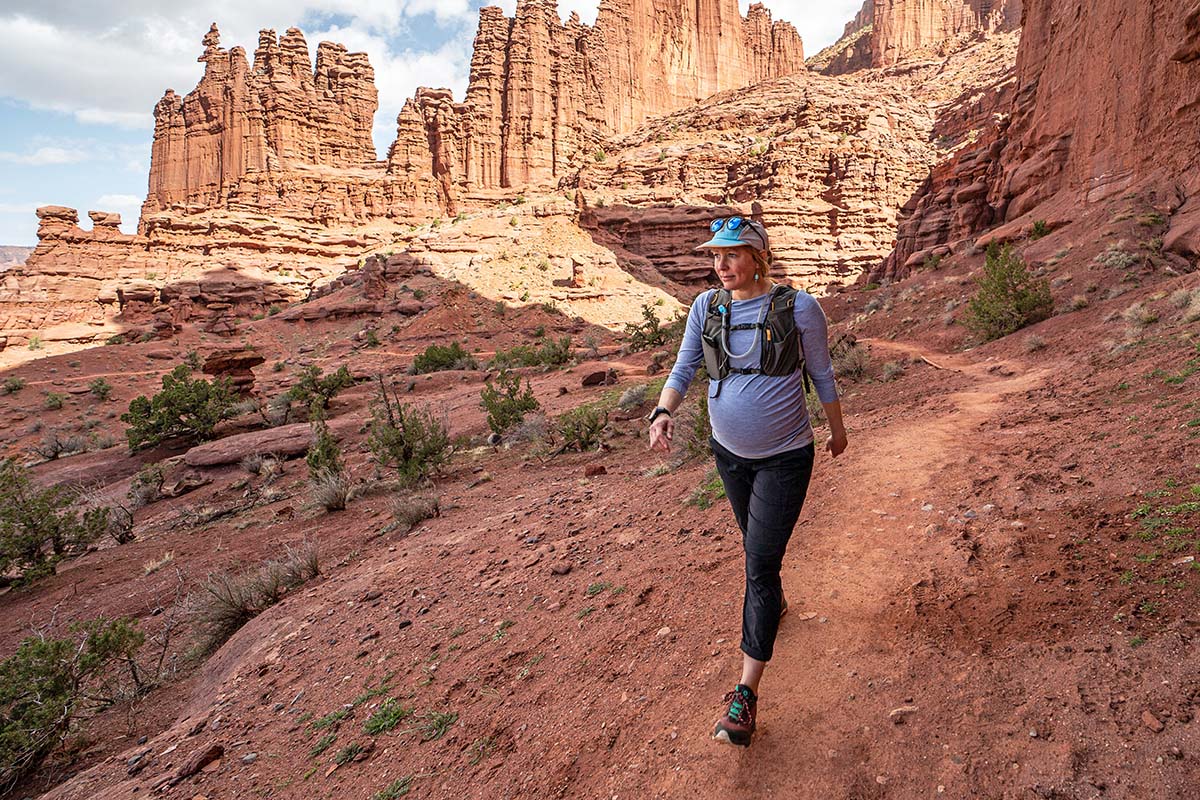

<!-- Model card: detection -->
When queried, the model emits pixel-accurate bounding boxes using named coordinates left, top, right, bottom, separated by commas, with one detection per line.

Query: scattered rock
left=241, top=753, right=257, bottom=764
left=584, top=465, right=607, bottom=477
left=170, top=743, right=224, bottom=785
left=582, top=369, right=618, bottom=387
left=550, top=560, right=573, bottom=575
left=889, top=705, right=919, bottom=724
left=1143, top=710, right=1165, bottom=733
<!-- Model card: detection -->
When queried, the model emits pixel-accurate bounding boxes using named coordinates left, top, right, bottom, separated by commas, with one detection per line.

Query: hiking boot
left=713, top=684, right=757, bottom=747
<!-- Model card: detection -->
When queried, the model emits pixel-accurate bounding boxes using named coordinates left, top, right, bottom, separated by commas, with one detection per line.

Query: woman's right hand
left=648, top=416, right=674, bottom=452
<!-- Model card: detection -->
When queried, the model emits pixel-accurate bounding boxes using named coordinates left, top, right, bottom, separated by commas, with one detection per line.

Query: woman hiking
left=646, top=216, right=847, bottom=747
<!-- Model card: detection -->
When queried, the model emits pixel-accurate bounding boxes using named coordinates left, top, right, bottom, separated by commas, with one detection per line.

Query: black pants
left=711, top=437, right=815, bottom=662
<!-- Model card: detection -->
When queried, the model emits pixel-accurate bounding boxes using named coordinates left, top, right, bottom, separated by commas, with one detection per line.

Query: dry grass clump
left=1023, top=334, right=1047, bottom=353
left=1171, top=287, right=1200, bottom=323
left=618, top=384, right=649, bottom=410
left=504, top=412, right=550, bottom=447
left=191, top=541, right=319, bottom=654
left=392, top=493, right=440, bottom=532
left=311, top=469, right=352, bottom=512
left=831, top=336, right=870, bottom=380
left=881, top=361, right=906, bottom=382
left=143, top=551, right=175, bottom=575
left=1069, top=294, right=1090, bottom=311
left=1093, top=245, right=1139, bottom=270
left=1121, top=302, right=1159, bottom=329
left=1183, top=291, right=1200, bottom=324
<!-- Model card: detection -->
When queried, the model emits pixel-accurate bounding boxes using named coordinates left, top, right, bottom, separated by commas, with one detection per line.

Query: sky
left=0, top=0, right=865, bottom=246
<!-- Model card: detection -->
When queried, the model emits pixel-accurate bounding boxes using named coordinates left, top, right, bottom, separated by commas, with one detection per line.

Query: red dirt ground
left=2, top=208, right=1200, bottom=799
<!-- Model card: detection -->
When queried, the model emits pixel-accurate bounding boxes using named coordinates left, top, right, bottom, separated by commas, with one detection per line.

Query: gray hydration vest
left=700, top=284, right=808, bottom=397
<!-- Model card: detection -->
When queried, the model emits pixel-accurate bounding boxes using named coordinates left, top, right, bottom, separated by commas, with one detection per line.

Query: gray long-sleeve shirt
left=664, top=287, right=838, bottom=459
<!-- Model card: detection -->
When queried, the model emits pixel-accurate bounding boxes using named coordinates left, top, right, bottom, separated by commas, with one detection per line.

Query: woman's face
left=711, top=246, right=758, bottom=291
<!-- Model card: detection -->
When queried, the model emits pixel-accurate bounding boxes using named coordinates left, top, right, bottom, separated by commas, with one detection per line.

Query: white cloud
left=0, top=146, right=90, bottom=165
left=95, top=193, right=142, bottom=210
left=0, top=202, right=48, bottom=214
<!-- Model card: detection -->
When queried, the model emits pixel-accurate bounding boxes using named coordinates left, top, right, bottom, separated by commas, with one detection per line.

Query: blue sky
left=0, top=0, right=864, bottom=245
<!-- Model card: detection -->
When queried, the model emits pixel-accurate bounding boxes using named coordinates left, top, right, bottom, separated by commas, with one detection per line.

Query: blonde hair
left=749, top=247, right=773, bottom=277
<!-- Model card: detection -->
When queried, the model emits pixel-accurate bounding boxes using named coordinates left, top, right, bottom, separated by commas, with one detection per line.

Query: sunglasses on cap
left=707, top=216, right=767, bottom=249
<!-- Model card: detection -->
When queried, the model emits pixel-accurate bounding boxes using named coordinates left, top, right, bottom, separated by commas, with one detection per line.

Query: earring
left=753, top=272, right=759, bottom=281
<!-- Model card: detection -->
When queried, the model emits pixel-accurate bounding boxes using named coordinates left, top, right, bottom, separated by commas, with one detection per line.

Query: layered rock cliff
left=814, top=0, right=1021, bottom=74
left=876, top=0, right=1200, bottom=281
left=144, top=24, right=379, bottom=219
left=394, top=0, right=806, bottom=193
left=575, top=33, right=1018, bottom=293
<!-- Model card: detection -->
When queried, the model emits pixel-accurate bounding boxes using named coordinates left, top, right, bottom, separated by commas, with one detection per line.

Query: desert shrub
left=881, top=361, right=906, bottom=381
left=490, top=336, right=572, bottom=370
left=2, top=377, right=25, bottom=395
left=393, top=493, right=440, bottom=532
left=0, top=459, right=108, bottom=584
left=26, top=336, right=42, bottom=351
left=1170, top=288, right=1194, bottom=309
left=31, top=429, right=87, bottom=461
left=367, top=376, right=451, bottom=487
left=962, top=244, right=1053, bottom=342
left=624, top=304, right=669, bottom=352
left=677, top=388, right=712, bottom=462
left=121, top=365, right=236, bottom=451
left=191, top=542, right=318, bottom=655
left=0, top=617, right=145, bottom=793
left=305, top=420, right=343, bottom=480
left=1069, top=293, right=1090, bottom=311
left=1121, top=302, right=1159, bottom=329
left=127, top=464, right=165, bottom=509
left=311, top=469, right=351, bottom=512
left=1183, top=291, right=1200, bottom=324
left=261, top=392, right=297, bottom=427
left=1093, top=246, right=1139, bottom=270
left=411, top=341, right=477, bottom=374
left=480, top=370, right=540, bottom=435
left=1023, top=334, right=1047, bottom=353
left=88, top=377, right=113, bottom=401
left=43, top=392, right=65, bottom=411
left=364, top=329, right=381, bottom=348
left=1029, top=219, right=1050, bottom=240
left=505, top=412, right=550, bottom=446
left=287, top=364, right=354, bottom=418
left=618, top=384, right=649, bottom=410
left=830, top=335, right=869, bottom=380
left=79, top=503, right=135, bottom=546
left=555, top=405, right=608, bottom=452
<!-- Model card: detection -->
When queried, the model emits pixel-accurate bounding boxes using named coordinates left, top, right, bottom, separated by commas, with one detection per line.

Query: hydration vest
left=699, top=284, right=808, bottom=397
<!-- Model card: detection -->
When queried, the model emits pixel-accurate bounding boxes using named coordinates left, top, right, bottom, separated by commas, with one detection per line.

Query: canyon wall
left=815, top=0, right=1020, bottom=74
left=877, top=0, right=1200, bottom=281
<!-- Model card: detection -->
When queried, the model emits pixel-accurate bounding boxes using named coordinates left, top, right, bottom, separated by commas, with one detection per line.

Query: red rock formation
left=393, top=0, right=806, bottom=192
left=876, top=0, right=1200, bottom=280
left=143, top=24, right=378, bottom=218
left=815, top=0, right=1020, bottom=74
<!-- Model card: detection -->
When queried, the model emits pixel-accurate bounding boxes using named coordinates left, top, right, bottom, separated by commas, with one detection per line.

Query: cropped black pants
left=711, top=437, right=815, bottom=662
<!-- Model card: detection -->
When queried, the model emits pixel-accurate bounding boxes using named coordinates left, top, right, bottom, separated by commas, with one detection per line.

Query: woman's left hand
left=826, top=430, right=847, bottom=458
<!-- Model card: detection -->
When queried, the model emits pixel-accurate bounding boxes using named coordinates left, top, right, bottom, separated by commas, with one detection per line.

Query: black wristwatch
left=646, top=406, right=672, bottom=424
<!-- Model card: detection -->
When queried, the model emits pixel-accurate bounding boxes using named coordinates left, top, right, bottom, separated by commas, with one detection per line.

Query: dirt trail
left=652, top=340, right=1048, bottom=797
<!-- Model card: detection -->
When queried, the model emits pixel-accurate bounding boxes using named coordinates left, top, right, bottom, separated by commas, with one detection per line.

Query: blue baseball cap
left=695, top=216, right=770, bottom=251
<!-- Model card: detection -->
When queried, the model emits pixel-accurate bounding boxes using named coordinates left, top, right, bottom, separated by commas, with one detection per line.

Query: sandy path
left=650, top=340, right=1047, bottom=796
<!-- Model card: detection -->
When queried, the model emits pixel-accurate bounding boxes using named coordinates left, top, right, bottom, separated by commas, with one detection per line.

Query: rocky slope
left=576, top=33, right=1018, bottom=293
left=812, top=0, right=1021, bottom=74
left=0, top=245, right=32, bottom=270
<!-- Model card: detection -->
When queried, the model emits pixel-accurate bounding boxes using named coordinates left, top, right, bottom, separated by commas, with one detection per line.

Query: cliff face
left=877, top=0, right=1200, bottom=281
left=815, top=0, right=1020, bottom=74
left=144, top=25, right=378, bottom=218
left=394, top=0, right=806, bottom=192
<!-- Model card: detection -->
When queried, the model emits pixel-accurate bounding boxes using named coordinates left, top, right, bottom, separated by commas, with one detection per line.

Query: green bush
left=367, top=376, right=451, bottom=487
left=480, top=370, right=540, bottom=435
left=43, top=392, right=65, bottom=410
left=555, top=405, right=608, bottom=452
left=624, top=304, right=669, bottom=352
left=2, top=377, right=25, bottom=395
left=963, top=244, right=1053, bottom=342
left=89, top=377, right=113, bottom=401
left=0, top=459, right=107, bottom=583
left=305, top=420, right=343, bottom=480
left=1029, top=219, right=1050, bottom=240
left=411, top=341, right=477, bottom=374
left=121, top=365, right=236, bottom=451
left=490, top=336, right=572, bottom=370
left=287, top=365, right=354, bottom=418
left=0, top=617, right=145, bottom=793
